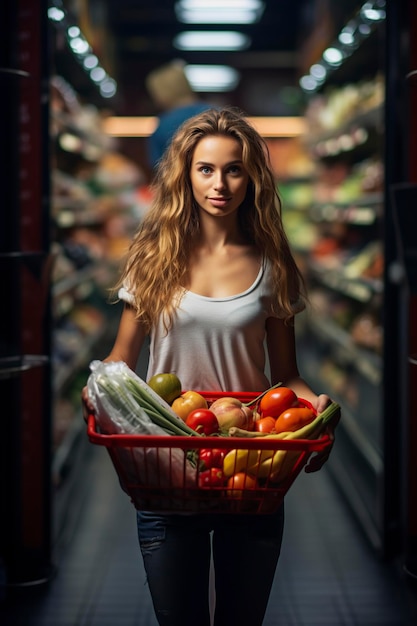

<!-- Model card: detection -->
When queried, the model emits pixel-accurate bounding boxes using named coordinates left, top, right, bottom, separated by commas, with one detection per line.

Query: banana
left=223, top=447, right=275, bottom=478
left=224, top=403, right=341, bottom=483
left=223, top=449, right=257, bottom=478
left=266, top=419, right=324, bottom=483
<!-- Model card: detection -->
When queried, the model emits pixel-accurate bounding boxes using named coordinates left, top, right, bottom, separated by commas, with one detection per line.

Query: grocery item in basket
left=209, top=396, right=255, bottom=431
left=87, top=360, right=197, bottom=436
left=87, top=360, right=197, bottom=492
left=147, top=372, right=182, bottom=404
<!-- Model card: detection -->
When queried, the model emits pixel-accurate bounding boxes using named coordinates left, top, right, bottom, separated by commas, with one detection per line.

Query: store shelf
left=306, top=104, right=384, bottom=153
left=310, top=194, right=383, bottom=225
left=53, top=264, right=100, bottom=298
left=309, top=261, right=383, bottom=303
left=51, top=110, right=110, bottom=162
left=308, top=315, right=382, bottom=385
left=48, top=75, right=142, bottom=504
left=53, top=324, right=106, bottom=395
left=294, top=20, right=387, bottom=551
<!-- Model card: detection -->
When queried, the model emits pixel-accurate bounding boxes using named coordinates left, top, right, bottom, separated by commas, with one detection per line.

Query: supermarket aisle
left=2, top=437, right=417, bottom=626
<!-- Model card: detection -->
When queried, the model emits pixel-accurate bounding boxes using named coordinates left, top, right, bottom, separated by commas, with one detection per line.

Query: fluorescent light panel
left=174, top=31, right=250, bottom=51
left=184, top=64, right=240, bottom=91
left=175, top=0, right=265, bottom=24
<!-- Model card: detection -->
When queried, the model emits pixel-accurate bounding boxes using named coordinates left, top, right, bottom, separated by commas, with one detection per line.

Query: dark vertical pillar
left=403, top=0, right=417, bottom=580
left=0, top=0, right=53, bottom=588
left=386, top=0, right=417, bottom=575
left=382, top=0, right=407, bottom=558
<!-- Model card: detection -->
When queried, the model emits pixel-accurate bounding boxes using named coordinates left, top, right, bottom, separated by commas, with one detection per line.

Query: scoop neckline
left=184, top=262, right=264, bottom=302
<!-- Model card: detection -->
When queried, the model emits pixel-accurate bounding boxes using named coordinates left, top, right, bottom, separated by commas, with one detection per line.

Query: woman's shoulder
left=261, top=257, right=306, bottom=317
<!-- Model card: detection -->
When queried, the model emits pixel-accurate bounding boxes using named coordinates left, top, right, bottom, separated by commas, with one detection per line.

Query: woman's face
left=189, top=134, right=249, bottom=219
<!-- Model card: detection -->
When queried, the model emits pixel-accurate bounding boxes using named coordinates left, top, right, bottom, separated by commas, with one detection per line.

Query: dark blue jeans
left=136, top=507, right=284, bottom=626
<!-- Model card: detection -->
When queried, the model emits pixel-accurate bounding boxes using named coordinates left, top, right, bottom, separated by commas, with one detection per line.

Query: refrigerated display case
left=48, top=76, right=145, bottom=501
left=289, top=1, right=417, bottom=563
left=291, top=6, right=390, bottom=553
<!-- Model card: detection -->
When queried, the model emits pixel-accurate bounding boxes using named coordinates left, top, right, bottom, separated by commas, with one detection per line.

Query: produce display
left=87, top=361, right=340, bottom=513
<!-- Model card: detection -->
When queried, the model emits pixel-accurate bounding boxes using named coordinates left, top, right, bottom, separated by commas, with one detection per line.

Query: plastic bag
left=87, top=359, right=172, bottom=436
left=87, top=360, right=197, bottom=505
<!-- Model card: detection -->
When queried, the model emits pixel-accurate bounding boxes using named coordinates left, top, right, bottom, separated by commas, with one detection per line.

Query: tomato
left=275, top=406, right=315, bottom=433
left=198, top=468, right=225, bottom=488
left=259, top=387, right=298, bottom=419
left=147, top=372, right=182, bottom=404
left=226, top=472, right=258, bottom=498
left=186, top=409, right=219, bottom=435
left=255, top=416, right=276, bottom=433
left=172, top=391, right=208, bottom=421
left=199, top=448, right=226, bottom=469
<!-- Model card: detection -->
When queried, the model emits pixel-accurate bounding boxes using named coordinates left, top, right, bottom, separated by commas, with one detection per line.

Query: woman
left=83, top=107, right=337, bottom=625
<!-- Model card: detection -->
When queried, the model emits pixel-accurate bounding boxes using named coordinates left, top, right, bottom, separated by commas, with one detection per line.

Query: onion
left=209, top=397, right=254, bottom=431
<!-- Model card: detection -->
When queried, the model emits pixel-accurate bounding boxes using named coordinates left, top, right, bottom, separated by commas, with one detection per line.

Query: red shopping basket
left=87, top=391, right=332, bottom=514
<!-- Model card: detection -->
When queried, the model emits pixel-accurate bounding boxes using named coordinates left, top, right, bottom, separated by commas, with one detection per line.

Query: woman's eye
left=200, top=166, right=212, bottom=174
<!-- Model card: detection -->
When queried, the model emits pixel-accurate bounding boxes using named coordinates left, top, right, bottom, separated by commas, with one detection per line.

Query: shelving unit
left=288, top=23, right=388, bottom=552
left=49, top=77, right=144, bottom=490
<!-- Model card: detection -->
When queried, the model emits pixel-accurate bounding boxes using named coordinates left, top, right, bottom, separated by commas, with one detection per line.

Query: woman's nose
left=213, top=172, right=226, bottom=190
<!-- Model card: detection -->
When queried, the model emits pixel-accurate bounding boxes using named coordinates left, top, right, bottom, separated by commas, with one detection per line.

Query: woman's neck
left=195, top=212, right=245, bottom=251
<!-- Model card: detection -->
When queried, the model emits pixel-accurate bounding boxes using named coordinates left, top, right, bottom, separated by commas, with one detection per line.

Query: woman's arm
left=82, top=304, right=148, bottom=414
left=104, top=303, right=148, bottom=370
left=266, top=316, right=330, bottom=412
left=266, top=316, right=339, bottom=472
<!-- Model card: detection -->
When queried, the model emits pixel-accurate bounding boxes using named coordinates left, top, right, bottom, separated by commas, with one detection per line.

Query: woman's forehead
left=192, top=135, right=243, bottom=162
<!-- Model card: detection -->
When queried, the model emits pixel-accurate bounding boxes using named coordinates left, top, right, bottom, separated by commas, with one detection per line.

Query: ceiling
left=54, top=0, right=315, bottom=117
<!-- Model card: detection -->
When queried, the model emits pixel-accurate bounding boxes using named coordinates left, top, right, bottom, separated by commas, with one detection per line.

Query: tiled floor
left=2, top=436, right=417, bottom=626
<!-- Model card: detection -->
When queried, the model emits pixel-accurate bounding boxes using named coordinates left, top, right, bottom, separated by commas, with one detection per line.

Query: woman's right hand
left=81, top=386, right=95, bottom=422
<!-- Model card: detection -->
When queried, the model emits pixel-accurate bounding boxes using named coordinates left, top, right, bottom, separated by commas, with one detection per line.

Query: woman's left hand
left=305, top=393, right=340, bottom=473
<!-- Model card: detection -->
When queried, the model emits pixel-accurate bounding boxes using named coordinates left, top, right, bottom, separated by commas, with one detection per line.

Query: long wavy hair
left=117, top=107, right=306, bottom=332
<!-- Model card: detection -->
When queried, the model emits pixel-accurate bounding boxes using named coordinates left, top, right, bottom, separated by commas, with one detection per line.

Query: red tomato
left=259, top=387, right=298, bottom=419
left=255, top=416, right=276, bottom=433
left=198, top=468, right=225, bottom=488
left=275, top=407, right=315, bottom=433
left=186, top=409, right=219, bottom=435
left=226, top=472, right=258, bottom=498
left=199, top=448, right=226, bottom=469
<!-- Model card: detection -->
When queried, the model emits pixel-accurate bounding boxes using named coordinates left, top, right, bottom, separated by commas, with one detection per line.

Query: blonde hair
left=117, top=107, right=306, bottom=332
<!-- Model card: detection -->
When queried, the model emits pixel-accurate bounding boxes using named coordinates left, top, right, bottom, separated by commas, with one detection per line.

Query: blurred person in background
left=146, top=60, right=211, bottom=170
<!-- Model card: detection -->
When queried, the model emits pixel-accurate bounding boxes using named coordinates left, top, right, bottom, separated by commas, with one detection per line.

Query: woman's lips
left=208, top=197, right=230, bottom=207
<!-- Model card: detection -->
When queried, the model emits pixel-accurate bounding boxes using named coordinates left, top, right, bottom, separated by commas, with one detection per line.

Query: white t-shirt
left=118, top=260, right=303, bottom=393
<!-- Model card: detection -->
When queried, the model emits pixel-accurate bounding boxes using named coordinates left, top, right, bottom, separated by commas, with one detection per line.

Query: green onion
left=94, top=365, right=200, bottom=437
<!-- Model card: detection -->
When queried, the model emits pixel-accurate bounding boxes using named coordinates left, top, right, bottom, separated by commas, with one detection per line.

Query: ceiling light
left=100, top=79, right=117, bottom=99
left=177, top=10, right=261, bottom=24
left=90, top=67, right=106, bottom=83
left=299, top=75, right=318, bottom=92
left=175, top=0, right=265, bottom=24
left=184, top=65, right=240, bottom=92
left=177, top=0, right=263, bottom=9
left=359, top=23, right=372, bottom=36
left=174, top=31, right=250, bottom=51
left=67, top=26, right=81, bottom=38
left=68, top=37, right=90, bottom=55
left=310, top=64, right=327, bottom=81
left=48, top=7, right=65, bottom=22
left=82, top=54, right=99, bottom=70
left=48, top=3, right=117, bottom=98
left=339, top=31, right=356, bottom=46
left=323, top=47, right=344, bottom=66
